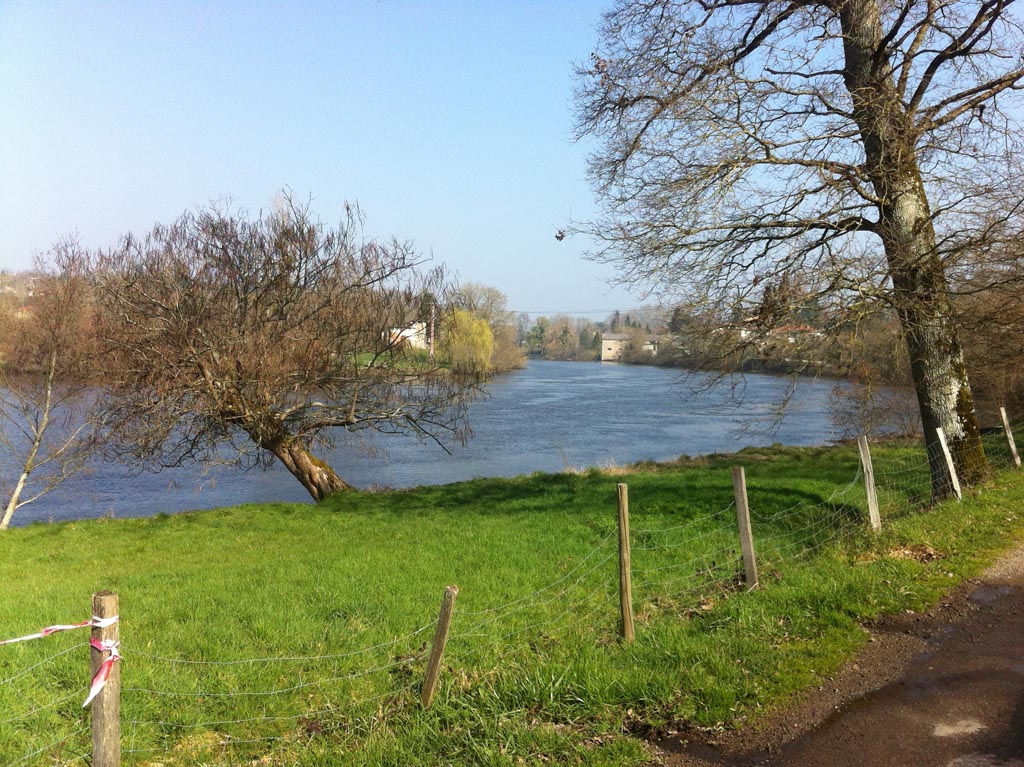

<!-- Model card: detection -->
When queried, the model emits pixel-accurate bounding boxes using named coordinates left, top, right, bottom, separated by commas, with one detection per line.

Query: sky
left=0, top=0, right=647, bottom=317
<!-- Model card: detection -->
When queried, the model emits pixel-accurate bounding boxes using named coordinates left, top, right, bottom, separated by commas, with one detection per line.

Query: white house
left=389, top=321, right=428, bottom=350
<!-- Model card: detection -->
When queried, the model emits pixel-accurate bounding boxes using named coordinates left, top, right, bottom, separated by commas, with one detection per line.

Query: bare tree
left=575, top=0, right=1024, bottom=498
left=92, top=197, right=482, bottom=502
left=1, top=242, right=100, bottom=528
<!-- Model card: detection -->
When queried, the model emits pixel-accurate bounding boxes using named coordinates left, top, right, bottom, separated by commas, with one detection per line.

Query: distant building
left=714, top=321, right=823, bottom=345
left=768, top=324, right=823, bottom=344
left=389, top=321, right=428, bottom=350
left=601, top=333, right=659, bottom=361
left=600, top=333, right=628, bottom=361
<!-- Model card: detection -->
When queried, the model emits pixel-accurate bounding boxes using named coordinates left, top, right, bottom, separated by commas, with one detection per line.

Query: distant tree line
left=515, top=308, right=665, bottom=362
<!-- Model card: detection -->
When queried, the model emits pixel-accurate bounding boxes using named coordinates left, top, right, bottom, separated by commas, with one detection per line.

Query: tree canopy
left=441, top=309, right=495, bottom=374
left=93, top=198, right=482, bottom=501
left=452, top=283, right=526, bottom=371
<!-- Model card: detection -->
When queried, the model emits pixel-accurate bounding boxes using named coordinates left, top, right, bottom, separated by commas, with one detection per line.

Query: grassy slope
left=1, top=441, right=1023, bottom=765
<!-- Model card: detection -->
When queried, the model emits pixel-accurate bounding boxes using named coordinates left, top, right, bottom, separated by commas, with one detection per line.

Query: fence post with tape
left=91, top=591, right=120, bottom=767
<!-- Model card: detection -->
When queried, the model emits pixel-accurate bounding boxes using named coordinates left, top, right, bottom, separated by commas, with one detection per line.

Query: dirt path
left=652, top=545, right=1024, bottom=767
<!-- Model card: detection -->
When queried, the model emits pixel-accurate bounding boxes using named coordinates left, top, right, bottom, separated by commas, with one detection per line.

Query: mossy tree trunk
left=266, top=438, right=350, bottom=502
left=840, top=0, right=987, bottom=499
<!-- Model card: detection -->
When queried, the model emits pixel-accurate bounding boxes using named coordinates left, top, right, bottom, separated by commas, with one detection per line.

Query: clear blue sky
left=0, top=0, right=643, bottom=315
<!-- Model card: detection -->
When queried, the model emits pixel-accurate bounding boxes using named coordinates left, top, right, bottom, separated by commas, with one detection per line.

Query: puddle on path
left=967, top=584, right=1016, bottom=606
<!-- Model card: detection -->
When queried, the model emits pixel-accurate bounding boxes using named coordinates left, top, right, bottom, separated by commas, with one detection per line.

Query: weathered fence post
left=732, top=467, right=759, bottom=589
left=616, top=483, right=635, bottom=643
left=857, top=436, right=882, bottom=532
left=935, top=427, right=963, bottom=501
left=91, top=591, right=120, bottom=767
left=421, top=585, right=458, bottom=709
left=1000, top=407, right=1021, bottom=468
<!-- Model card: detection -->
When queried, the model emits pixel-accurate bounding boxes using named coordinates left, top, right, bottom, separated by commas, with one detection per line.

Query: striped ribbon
left=0, top=615, right=119, bottom=646
left=83, top=638, right=121, bottom=707
left=1, top=615, right=121, bottom=706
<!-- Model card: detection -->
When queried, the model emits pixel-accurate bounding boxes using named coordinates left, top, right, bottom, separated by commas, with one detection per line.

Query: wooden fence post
left=935, top=427, right=963, bottom=501
left=91, top=591, right=120, bottom=767
left=857, top=436, right=882, bottom=532
left=616, top=483, right=635, bottom=643
left=732, top=467, right=759, bottom=589
left=421, top=585, right=458, bottom=709
left=1000, top=407, right=1021, bottom=468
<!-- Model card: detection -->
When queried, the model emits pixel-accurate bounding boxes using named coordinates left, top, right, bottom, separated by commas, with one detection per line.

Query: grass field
left=1, top=432, right=1023, bottom=766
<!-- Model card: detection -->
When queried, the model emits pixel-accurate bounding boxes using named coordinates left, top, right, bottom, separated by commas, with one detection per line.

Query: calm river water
left=12, top=360, right=843, bottom=525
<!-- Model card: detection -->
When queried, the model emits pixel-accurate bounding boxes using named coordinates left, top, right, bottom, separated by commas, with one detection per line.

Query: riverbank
left=2, top=439, right=1023, bottom=765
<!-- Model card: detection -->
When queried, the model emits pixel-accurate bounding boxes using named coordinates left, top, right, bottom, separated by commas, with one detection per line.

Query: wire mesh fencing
left=2, top=418, right=1022, bottom=765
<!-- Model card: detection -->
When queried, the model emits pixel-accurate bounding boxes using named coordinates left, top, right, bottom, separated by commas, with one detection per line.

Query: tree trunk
left=2, top=439, right=38, bottom=529
left=266, top=439, right=350, bottom=502
left=1, top=472, right=28, bottom=530
left=897, top=287, right=987, bottom=495
left=839, top=0, right=987, bottom=499
left=1, top=361, right=53, bottom=530
left=1, top=426, right=41, bottom=529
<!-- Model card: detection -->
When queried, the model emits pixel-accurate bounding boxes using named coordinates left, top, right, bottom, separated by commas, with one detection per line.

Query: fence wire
left=3, top=422, right=1023, bottom=765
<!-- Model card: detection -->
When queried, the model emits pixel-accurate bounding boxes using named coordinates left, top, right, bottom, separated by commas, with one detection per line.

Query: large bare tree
left=93, top=198, right=481, bottom=502
left=1, top=243, right=100, bottom=528
left=575, top=0, right=1024, bottom=497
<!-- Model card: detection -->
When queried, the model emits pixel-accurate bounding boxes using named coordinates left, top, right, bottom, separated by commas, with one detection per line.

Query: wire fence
left=2, top=418, right=1022, bottom=765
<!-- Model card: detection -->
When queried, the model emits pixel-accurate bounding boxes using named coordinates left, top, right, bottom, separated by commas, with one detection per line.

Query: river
left=8, top=360, right=843, bottom=525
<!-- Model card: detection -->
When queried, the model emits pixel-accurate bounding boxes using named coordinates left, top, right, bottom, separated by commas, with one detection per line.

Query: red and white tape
left=0, top=615, right=119, bottom=646
left=83, top=638, right=121, bottom=707
left=1, top=615, right=121, bottom=706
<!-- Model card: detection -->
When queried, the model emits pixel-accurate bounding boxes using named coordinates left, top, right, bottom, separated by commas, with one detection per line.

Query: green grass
left=2, top=436, right=1024, bottom=766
